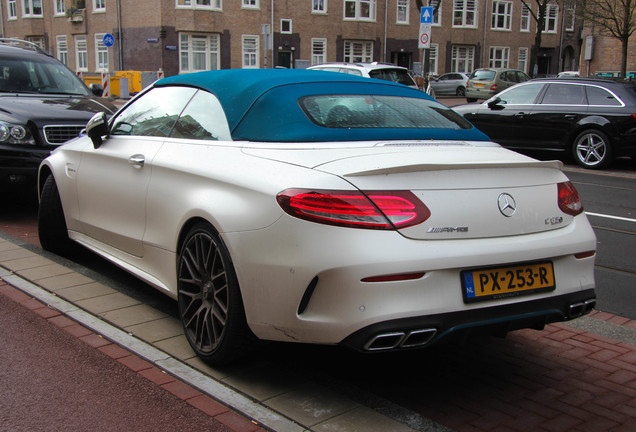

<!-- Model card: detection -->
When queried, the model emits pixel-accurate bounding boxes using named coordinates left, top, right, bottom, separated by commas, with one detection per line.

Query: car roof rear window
left=300, top=95, right=473, bottom=130
left=368, top=69, right=416, bottom=86
left=470, top=70, right=496, bottom=81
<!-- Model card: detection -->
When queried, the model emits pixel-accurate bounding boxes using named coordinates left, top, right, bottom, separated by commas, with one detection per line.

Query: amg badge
left=427, top=226, right=469, bottom=233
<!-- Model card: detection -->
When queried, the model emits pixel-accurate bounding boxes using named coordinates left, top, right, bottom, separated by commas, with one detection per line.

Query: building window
left=75, top=35, right=88, bottom=72
left=491, top=0, right=512, bottom=30
left=428, top=43, right=439, bottom=75
left=565, top=6, right=575, bottom=32
left=311, top=38, right=327, bottom=65
left=179, top=33, right=220, bottom=73
left=242, top=0, right=258, bottom=8
left=343, top=40, right=373, bottom=62
left=7, top=0, right=17, bottom=19
left=95, top=33, right=109, bottom=72
left=518, top=47, right=528, bottom=73
left=453, top=0, right=477, bottom=28
left=428, top=0, right=441, bottom=26
left=312, top=0, right=326, bottom=13
left=27, top=36, right=45, bottom=49
left=56, top=35, right=68, bottom=66
left=397, top=0, right=409, bottom=24
left=242, top=35, right=259, bottom=68
left=344, top=0, right=376, bottom=21
left=542, top=4, right=558, bottom=33
left=93, top=0, right=105, bottom=12
left=178, top=0, right=222, bottom=8
left=23, top=0, right=43, bottom=17
left=54, top=0, right=65, bottom=15
left=520, top=4, right=530, bottom=32
left=489, top=46, right=510, bottom=68
left=451, top=45, right=474, bottom=73
left=281, top=19, right=292, bottom=33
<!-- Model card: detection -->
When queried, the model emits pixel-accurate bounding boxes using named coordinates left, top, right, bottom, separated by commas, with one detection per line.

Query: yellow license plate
left=462, top=262, right=555, bottom=303
left=475, top=83, right=485, bottom=87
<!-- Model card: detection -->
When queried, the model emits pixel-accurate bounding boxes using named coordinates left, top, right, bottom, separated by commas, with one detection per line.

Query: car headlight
left=0, top=123, right=35, bottom=145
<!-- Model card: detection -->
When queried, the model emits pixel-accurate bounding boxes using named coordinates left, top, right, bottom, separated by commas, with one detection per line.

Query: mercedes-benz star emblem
left=498, top=193, right=517, bottom=217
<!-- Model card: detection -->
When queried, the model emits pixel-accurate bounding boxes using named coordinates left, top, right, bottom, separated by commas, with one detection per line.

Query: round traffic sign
left=420, top=33, right=429, bottom=44
left=103, top=33, right=115, bottom=48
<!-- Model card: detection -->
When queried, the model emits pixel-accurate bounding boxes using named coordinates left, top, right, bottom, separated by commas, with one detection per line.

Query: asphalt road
left=565, top=165, right=636, bottom=318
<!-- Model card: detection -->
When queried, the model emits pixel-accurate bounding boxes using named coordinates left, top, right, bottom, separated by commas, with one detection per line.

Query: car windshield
left=368, top=69, right=417, bottom=86
left=0, top=57, right=90, bottom=95
left=470, top=70, right=496, bottom=81
left=300, top=95, right=473, bottom=129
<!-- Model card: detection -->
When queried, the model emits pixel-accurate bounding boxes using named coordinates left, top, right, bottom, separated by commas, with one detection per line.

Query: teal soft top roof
left=155, top=69, right=489, bottom=143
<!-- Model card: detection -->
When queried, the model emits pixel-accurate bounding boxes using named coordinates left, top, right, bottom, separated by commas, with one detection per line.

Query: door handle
left=514, top=112, right=526, bottom=118
left=128, top=154, right=145, bottom=169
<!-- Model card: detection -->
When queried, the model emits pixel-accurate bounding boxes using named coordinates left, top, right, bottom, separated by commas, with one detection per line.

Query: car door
left=528, top=82, right=587, bottom=151
left=460, top=82, right=545, bottom=148
left=75, top=86, right=197, bottom=257
left=435, top=74, right=453, bottom=95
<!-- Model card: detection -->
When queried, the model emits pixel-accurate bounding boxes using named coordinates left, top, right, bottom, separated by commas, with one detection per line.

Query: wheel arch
left=568, top=116, right=616, bottom=147
left=37, top=164, right=54, bottom=198
left=175, top=217, right=245, bottom=300
left=176, top=217, right=220, bottom=258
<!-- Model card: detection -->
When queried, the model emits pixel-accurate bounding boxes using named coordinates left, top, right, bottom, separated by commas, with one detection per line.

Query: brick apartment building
left=579, top=25, right=636, bottom=78
left=0, top=0, right=587, bottom=79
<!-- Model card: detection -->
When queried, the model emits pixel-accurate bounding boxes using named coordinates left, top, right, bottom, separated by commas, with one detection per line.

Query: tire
left=177, top=222, right=254, bottom=366
left=572, top=129, right=613, bottom=169
left=466, top=97, right=477, bottom=103
left=38, top=175, right=73, bottom=255
left=456, top=86, right=466, bottom=97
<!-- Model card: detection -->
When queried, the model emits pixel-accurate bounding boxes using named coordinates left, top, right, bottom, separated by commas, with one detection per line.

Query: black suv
left=0, top=39, right=117, bottom=190
left=454, top=77, right=636, bottom=169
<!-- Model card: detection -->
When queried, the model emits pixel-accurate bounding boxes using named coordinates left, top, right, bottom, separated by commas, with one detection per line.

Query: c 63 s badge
left=545, top=216, right=564, bottom=225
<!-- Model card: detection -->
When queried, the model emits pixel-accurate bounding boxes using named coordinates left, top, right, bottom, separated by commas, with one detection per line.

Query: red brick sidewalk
left=0, top=281, right=266, bottom=432
left=370, top=311, right=636, bottom=432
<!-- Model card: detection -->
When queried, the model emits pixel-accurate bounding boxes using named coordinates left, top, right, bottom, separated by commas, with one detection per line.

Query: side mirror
left=487, top=97, right=503, bottom=110
left=86, top=112, right=109, bottom=148
left=89, top=83, right=104, bottom=97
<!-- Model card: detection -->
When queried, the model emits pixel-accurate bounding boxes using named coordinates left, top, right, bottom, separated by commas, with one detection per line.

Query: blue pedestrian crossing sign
left=420, top=6, right=434, bottom=24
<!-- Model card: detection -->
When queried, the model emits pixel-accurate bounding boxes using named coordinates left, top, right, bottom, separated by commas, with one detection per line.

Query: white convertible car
left=38, top=69, right=597, bottom=365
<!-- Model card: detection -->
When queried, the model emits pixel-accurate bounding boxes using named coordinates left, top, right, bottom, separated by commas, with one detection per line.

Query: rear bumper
left=340, top=289, right=596, bottom=351
left=465, top=87, right=497, bottom=100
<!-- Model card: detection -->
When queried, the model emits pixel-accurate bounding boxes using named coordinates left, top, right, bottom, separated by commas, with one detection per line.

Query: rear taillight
left=277, top=189, right=430, bottom=230
left=558, top=181, right=584, bottom=216
left=490, top=84, right=498, bottom=91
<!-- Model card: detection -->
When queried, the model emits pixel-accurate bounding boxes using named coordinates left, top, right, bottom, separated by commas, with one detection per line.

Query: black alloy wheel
left=572, top=129, right=613, bottom=169
left=177, top=222, right=252, bottom=365
left=456, top=86, right=466, bottom=97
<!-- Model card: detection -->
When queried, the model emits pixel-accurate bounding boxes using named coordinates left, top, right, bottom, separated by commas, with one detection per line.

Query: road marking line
left=586, top=212, right=636, bottom=223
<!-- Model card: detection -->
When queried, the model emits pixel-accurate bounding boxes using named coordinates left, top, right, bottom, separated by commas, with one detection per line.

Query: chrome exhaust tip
left=568, top=299, right=596, bottom=318
left=364, top=328, right=438, bottom=351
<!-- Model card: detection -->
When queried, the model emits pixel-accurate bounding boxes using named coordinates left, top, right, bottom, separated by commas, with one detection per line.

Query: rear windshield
left=300, top=95, right=473, bottom=129
left=368, top=69, right=416, bottom=87
left=470, top=70, right=496, bottom=81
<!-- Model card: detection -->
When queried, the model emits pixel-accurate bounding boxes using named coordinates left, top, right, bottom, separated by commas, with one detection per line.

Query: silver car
left=428, top=72, right=470, bottom=97
left=465, top=68, right=531, bottom=102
